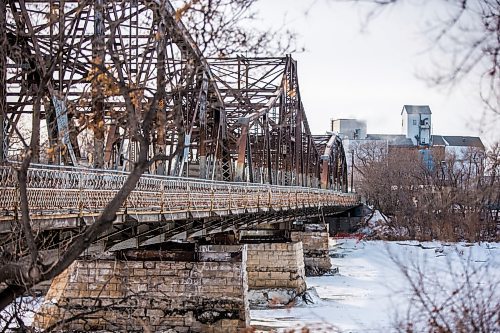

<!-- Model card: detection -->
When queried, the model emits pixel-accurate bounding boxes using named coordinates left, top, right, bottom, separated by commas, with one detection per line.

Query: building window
left=413, top=119, right=417, bottom=125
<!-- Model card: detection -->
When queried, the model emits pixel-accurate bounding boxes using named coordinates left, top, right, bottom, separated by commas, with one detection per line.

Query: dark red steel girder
left=209, top=56, right=349, bottom=191
left=1, top=1, right=349, bottom=192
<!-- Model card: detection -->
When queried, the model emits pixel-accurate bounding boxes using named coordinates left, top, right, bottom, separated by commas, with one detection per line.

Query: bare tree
left=390, top=248, right=499, bottom=333
left=172, top=0, right=301, bottom=57
left=0, top=0, right=176, bottom=310
left=356, top=144, right=498, bottom=241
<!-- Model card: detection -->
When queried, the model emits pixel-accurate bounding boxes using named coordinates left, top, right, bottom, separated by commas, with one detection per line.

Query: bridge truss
left=0, top=0, right=348, bottom=191
left=0, top=0, right=359, bottom=253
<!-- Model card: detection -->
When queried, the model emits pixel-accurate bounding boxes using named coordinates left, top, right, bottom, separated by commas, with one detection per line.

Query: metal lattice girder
left=0, top=0, right=6, bottom=161
left=208, top=56, right=323, bottom=187
left=1, top=0, right=224, bottom=175
left=1, top=1, right=351, bottom=191
left=313, top=134, right=348, bottom=191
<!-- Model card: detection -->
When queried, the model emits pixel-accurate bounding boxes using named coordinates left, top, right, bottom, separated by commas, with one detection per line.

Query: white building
left=331, top=119, right=367, bottom=140
left=331, top=105, right=484, bottom=156
left=401, top=105, right=432, bottom=146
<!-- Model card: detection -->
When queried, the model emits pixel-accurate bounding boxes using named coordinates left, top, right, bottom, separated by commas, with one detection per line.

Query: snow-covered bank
left=250, top=239, right=500, bottom=332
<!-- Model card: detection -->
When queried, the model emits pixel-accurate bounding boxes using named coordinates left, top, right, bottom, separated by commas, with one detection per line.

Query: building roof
left=363, top=134, right=484, bottom=150
left=431, top=135, right=446, bottom=146
left=440, top=136, right=485, bottom=149
left=366, top=134, right=414, bottom=147
left=401, top=105, right=432, bottom=115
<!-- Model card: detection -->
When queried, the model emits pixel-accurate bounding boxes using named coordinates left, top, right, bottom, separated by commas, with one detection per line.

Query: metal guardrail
left=0, top=164, right=360, bottom=221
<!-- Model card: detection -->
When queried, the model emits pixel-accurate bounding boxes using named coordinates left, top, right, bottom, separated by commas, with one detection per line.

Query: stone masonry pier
left=34, top=245, right=249, bottom=332
left=33, top=240, right=316, bottom=329
left=291, top=224, right=332, bottom=276
left=246, top=242, right=307, bottom=307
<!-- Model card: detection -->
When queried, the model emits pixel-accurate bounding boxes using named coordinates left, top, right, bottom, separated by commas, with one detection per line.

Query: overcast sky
left=252, top=0, right=498, bottom=145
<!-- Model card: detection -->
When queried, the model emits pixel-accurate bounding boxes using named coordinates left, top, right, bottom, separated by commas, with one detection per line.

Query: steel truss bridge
left=0, top=164, right=358, bottom=250
left=0, top=0, right=360, bottom=249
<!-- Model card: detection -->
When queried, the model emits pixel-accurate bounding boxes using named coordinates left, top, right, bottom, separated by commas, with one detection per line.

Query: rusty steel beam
left=91, top=0, right=105, bottom=168
left=208, top=56, right=337, bottom=188
left=3, top=0, right=224, bottom=178
left=2, top=1, right=350, bottom=191
left=235, top=118, right=249, bottom=182
left=315, top=134, right=349, bottom=192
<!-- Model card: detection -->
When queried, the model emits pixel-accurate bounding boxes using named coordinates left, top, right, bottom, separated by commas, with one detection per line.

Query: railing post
left=288, top=189, right=291, bottom=209
left=187, top=182, right=191, bottom=212
left=210, top=185, right=214, bottom=212
left=78, top=172, right=83, bottom=217
left=244, top=185, right=248, bottom=210
left=14, top=170, right=19, bottom=223
left=256, top=188, right=260, bottom=210
left=160, top=180, right=165, bottom=213
left=267, top=185, right=271, bottom=209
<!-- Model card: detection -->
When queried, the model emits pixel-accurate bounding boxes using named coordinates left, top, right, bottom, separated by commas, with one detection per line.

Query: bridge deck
left=0, top=164, right=360, bottom=231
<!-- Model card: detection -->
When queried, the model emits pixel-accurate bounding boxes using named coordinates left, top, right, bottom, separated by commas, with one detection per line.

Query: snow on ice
left=250, top=238, right=500, bottom=332
left=1, top=238, right=498, bottom=332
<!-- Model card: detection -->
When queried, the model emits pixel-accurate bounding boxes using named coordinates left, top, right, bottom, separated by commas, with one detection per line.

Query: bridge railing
left=0, top=164, right=360, bottom=220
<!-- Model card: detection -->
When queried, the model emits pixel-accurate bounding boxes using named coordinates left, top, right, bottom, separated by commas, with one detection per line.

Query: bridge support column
left=291, top=224, right=333, bottom=276
left=235, top=119, right=249, bottom=182
left=34, top=245, right=249, bottom=332
left=245, top=242, right=307, bottom=307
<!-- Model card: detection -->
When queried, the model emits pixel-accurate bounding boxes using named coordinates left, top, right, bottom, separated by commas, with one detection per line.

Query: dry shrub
left=390, top=248, right=499, bottom=333
left=356, top=143, right=499, bottom=242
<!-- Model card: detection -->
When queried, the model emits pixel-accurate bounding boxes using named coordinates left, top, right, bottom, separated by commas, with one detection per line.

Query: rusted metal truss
left=313, top=134, right=349, bottom=192
left=208, top=57, right=349, bottom=190
left=0, top=0, right=349, bottom=191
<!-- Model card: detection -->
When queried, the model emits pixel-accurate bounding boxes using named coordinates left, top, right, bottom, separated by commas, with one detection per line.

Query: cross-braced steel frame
left=0, top=0, right=349, bottom=191
left=209, top=56, right=348, bottom=190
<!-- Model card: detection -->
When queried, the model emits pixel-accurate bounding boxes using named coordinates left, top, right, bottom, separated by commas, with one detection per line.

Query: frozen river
left=2, top=238, right=498, bottom=332
left=250, top=238, right=500, bottom=332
